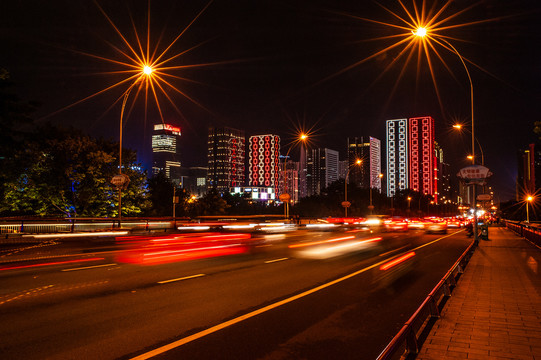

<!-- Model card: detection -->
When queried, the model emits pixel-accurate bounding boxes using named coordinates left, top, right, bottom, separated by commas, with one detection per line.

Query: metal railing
left=504, top=220, right=541, bottom=248
left=0, top=217, right=187, bottom=235
left=377, top=238, right=477, bottom=360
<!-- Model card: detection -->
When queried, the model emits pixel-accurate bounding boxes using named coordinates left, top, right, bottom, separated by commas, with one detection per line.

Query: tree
left=0, top=125, right=149, bottom=217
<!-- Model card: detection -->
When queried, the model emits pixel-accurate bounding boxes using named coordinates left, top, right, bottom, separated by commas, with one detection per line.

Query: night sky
left=2, top=0, right=541, bottom=201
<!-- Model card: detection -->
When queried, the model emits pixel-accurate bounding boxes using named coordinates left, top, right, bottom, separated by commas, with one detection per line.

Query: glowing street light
left=344, top=159, right=362, bottom=217
left=114, top=66, right=155, bottom=227
left=281, top=132, right=308, bottom=219
left=526, top=195, right=534, bottom=223
left=453, top=123, right=485, bottom=165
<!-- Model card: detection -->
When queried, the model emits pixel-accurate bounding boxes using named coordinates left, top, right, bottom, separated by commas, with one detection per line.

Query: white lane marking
left=131, top=231, right=462, bottom=360
left=61, top=263, right=117, bottom=272
left=157, top=274, right=206, bottom=284
left=264, top=257, right=288, bottom=264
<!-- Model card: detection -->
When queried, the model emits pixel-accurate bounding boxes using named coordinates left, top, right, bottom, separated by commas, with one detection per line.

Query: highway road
left=0, top=227, right=471, bottom=359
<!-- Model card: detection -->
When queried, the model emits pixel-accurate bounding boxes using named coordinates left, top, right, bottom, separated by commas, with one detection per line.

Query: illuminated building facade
left=347, top=136, right=382, bottom=191
left=307, top=148, right=339, bottom=196
left=386, top=116, right=437, bottom=201
left=152, top=123, right=181, bottom=181
left=248, top=134, right=280, bottom=189
left=517, top=143, right=541, bottom=201
left=386, top=119, right=409, bottom=196
left=207, top=127, right=245, bottom=191
left=279, top=159, right=299, bottom=204
left=409, top=116, right=437, bottom=201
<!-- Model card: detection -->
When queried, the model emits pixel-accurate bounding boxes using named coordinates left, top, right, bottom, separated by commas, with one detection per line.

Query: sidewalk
left=416, top=226, right=541, bottom=360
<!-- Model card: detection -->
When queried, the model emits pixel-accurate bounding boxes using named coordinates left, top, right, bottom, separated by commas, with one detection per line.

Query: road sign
left=341, top=201, right=351, bottom=208
left=457, top=165, right=492, bottom=180
left=111, top=174, right=130, bottom=190
left=279, top=193, right=291, bottom=202
left=477, top=194, right=492, bottom=201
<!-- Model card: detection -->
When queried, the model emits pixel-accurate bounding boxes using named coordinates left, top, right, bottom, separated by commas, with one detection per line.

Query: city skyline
left=2, top=1, right=540, bottom=201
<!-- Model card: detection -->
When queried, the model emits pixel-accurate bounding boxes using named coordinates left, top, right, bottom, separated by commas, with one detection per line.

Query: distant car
left=383, top=217, right=409, bottom=232
left=445, top=218, right=464, bottom=228
left=425, top=219, right=447, bottom=234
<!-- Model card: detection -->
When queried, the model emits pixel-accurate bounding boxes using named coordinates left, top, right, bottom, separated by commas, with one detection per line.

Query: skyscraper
left=409, top=116, right=437, bottom=201
left=248, top=134, right=280, bottom=189
left=347, top=136, right=382, bottom=191
left=517, top=143, right=541, bottom=201
left=386, top=119, right=409, bottom=196
left=386, top=116, right=437, bottom=201
left=152, top=123, right=181, bottom=181
left=307, top=148, right=339, bottom=196
left=207, top=126, right=245, bottom=192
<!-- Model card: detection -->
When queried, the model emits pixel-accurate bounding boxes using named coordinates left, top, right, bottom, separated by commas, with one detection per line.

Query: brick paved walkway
left=416, top=226, right=541, bottom=360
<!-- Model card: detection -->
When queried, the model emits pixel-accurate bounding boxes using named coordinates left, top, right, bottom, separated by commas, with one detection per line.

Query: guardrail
left=0, top=217, right=185, bottom=235
left=377, top=238, right=477, bottom=360
left=504, top=220, right=541, bottom=248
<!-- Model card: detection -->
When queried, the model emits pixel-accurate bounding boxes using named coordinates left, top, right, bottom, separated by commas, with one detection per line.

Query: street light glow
left=413, top=27, right=427, bottom=37
left=143, top=65, right=153, bottom=75
left=527, top=196, right=534, bottom=202
left=453, top=124, right=462, bottom=130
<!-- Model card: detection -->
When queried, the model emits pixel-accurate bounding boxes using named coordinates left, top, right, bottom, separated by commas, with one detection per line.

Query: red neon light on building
left=249, top=135, right=280, bottom=188
left=409, top=116, right=437, bottom=202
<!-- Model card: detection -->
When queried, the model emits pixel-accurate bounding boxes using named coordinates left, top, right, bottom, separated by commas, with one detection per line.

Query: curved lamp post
left=453, top=124, right=484, bottom=165
left=115, top=65, right=154, bottom=228
left=282, top=133, right=308, bottom=219
left=413, top=28, right=478, bottom=241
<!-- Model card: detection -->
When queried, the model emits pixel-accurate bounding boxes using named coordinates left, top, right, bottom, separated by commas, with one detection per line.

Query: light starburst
left=328, top=0, right=506, bottom=117
left=44, top=0, right=236, bottom=129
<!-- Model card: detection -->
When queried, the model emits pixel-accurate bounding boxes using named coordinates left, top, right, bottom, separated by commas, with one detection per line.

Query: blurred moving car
left=383, top=217, right=409, bottom=232
left=445, top=218, right=464, bottom=228
left=424, top=219, right=447, bottom=234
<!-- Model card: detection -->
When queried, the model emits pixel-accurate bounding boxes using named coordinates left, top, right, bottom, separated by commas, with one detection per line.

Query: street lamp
left=281, top=133, right=308, bottom=219
left=407, top=196, right=412, bottom=215
left=526, top=195, right=534, bottom=223
left=344, top=159, right=362, bottom=217
left=114, top=65, right=154, bottom=227
left=453, top=124, right=484, bottom=165
left=369, top=173, right=384, bottom=215
left=413, top=28, right=478, bottom=241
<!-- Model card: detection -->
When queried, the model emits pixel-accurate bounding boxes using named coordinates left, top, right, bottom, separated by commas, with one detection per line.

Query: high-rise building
left=347, top=136, right=382, bottom=191
left=386, top=119, right=409, bottom=196
left=248, top=134, right=280, bottom=189
left=298, top=144, right=308, bottom=198
left=152, top=123, right=182, bottom=181
left=207, top=127, right=245, bottom=191
left=517, top=143, right=541, bottom=201
left=307, top=148, right=339, bottom=196
left=386, top=116, right=438, bottom=201
left=409, top=116, right=437, bottom=201
left=179, top=167, right=208, bottom=198
left=279, top=159, right=299, bottom=204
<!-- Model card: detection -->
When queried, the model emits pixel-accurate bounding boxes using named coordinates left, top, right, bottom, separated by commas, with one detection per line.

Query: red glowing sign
left=154, top=124, right=181, bottom=135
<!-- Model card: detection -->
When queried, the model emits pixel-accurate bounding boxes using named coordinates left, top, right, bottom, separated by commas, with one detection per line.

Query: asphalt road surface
left=0, top=227, right=470, bottom=360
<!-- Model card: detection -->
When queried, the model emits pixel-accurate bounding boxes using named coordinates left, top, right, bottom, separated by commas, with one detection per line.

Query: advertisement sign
left=457, top=165, right=492, bottom=180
